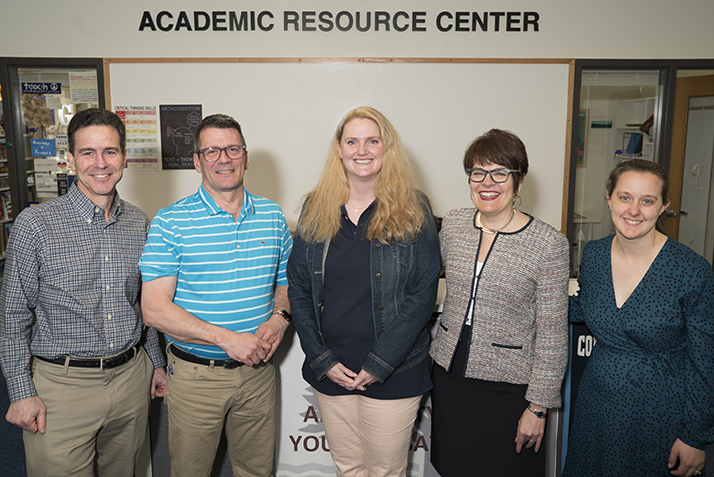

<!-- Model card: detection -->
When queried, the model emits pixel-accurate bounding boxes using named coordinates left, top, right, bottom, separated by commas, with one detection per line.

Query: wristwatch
left=272, top=309, right=292, bottom=323
left=527, top=405, right=547, bottom=419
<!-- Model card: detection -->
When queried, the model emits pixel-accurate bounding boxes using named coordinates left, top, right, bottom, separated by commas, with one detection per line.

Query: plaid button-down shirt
left=0, top=184, right=165, bottom=402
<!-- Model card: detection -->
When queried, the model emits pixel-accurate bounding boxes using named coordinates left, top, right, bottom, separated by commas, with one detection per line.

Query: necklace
left=476, top=207, right=516, bottom=234
left=347, top=200, right=370, bottom=213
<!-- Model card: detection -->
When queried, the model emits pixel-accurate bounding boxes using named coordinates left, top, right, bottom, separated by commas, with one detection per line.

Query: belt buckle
left=99, top=358, right=105, bottom=370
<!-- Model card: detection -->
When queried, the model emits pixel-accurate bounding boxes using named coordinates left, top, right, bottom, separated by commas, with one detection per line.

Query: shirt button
left=105, top=256, right=109, bottom=262
left=109, top=343, right=114, bottom=349
left=236, top=244, right=240, bottom=249
left=377, top=305, right=384, bottom=311
left=376, top=273, right=382, bottom=279
left=107, top=314, right=112, bottom=320
left=375, top=243, right=381, bottom=248
left=106, top=285, right=110, bottom=291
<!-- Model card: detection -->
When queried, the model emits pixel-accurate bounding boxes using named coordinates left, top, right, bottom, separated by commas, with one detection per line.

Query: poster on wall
left=159, top=104, right=202, bottom=170
left=30, top=138, right=56, bottom=157
left=114, top=105, right=160, bottom=170
left=68, top=71, right=98, bottom=104
left=55, top=133, right=68, bottom=160
left=35, top=173, right=57, bottom=193
left=21, top=82, right=61, bottom=95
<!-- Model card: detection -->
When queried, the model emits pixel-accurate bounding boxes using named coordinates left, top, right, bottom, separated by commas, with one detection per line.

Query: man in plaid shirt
left=0, top=109, right=166, bottom=477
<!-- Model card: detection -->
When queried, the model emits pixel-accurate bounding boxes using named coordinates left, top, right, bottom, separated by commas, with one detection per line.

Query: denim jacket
left=287, top=204, right=441, bottom=383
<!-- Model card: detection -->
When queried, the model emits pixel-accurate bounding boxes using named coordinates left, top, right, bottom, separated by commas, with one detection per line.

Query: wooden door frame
left=666, top=74, right=714, bottom=239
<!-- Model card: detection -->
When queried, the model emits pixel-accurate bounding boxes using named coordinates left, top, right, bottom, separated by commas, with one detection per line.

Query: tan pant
left=24, top=347, right=153, bottom=477
left=312, top=388, right=422, bottom=477
left=165, top=347, right=277, bottom=477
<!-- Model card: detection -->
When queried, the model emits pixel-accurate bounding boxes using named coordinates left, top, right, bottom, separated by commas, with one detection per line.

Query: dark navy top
left=303, top=203, right=431, bottom=399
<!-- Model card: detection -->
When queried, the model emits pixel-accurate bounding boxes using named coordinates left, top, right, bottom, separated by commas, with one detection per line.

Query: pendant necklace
left=476, top=207, right=516, bottom=234
left=347, top=200, right=369, bottom=213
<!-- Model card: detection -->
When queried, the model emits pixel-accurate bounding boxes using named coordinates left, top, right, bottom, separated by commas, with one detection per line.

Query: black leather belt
left=169, top=344, right=244, bottom=369
left=35, top=344, right=140, bottom=370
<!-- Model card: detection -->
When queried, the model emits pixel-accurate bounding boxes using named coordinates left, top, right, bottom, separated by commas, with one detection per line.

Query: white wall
left=110, top=62, right=569, bottom=228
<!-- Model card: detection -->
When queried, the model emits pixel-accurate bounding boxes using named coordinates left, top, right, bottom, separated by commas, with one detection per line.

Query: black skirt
left=430, top=325, right=546, bottom=477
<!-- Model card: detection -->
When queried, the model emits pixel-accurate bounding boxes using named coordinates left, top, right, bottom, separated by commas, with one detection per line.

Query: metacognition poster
left=159, top=104, right=202, bottom=169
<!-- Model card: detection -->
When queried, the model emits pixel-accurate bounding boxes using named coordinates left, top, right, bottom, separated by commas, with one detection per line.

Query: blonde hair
left=297, top=106, right=428, bottom=243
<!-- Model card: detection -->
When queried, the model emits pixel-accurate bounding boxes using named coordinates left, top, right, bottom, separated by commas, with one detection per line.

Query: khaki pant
left=24, top=347, right=153, bottom=477
left=166, top=347, right=277, bottom=477
left=312, top=388, right=422, bottom=477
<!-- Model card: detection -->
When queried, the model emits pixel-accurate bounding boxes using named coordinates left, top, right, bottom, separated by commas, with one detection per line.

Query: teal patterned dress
left=563, top=235, right=714, bottom=476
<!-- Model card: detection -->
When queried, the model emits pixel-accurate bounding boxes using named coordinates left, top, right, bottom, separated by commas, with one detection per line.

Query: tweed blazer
left=430, top=208, right=569, bottom=408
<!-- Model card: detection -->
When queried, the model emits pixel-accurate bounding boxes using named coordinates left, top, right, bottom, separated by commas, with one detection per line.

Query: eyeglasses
left=197, top=145, right=246, bottom=163
left=467, top=168, right=520, bottom=183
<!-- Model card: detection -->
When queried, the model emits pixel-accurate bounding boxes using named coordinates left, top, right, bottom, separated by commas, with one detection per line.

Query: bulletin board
left=106, top=58, right=573, bottom=232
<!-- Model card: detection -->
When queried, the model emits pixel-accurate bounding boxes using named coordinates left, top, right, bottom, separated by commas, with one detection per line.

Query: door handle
left=665, top=207, right=689, bottom=217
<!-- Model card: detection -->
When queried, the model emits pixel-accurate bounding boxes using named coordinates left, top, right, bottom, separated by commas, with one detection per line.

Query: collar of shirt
left=340, top=201, right=376, bottom=241
left=340, top=200, right=376, bottom=220
left=197, top=184, right=254, bottom=220
left=67, top=182, right=122, bottom=226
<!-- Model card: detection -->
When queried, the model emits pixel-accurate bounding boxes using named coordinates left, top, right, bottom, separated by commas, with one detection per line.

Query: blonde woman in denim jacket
left=287, top=106, right=441, bottom=477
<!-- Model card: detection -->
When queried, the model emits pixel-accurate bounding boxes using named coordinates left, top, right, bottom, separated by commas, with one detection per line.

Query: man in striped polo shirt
left=140, top=114, right=293, bottom=477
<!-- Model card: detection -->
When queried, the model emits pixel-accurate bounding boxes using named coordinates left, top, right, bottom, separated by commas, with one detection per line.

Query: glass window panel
left=17, top=67, right=99, bottom=202
left=570, top=70, right=665, bottom=277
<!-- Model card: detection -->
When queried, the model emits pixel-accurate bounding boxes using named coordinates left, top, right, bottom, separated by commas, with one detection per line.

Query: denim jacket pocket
left=392, top=238, right=417, bottom=267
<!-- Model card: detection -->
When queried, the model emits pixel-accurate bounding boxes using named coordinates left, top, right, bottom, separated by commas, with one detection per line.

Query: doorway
left=667, top=72, right=714, bottom=266
left=568, top=69, right=666, bottom=277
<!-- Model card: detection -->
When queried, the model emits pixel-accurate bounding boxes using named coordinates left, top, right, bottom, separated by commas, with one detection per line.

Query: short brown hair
left=194, top=114, right=245, bottom=152
left=462, top=129, right=528, bottom=185
left=68, top=108, right=125, bottom=155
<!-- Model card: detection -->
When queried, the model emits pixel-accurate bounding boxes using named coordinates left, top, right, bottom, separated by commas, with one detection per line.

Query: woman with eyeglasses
left=287, top=106, right=441, bottom=476
left=429, top=129, right=569, bottom=477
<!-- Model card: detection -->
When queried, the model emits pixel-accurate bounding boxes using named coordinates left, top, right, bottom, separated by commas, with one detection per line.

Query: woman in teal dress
left=563, top=159, right=713, bottom=477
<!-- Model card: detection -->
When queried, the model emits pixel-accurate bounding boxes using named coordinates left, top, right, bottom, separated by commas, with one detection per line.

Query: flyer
left=159, top=104, right=202, bottom=170
left=114, top=105, right=160, bottom=170
left=68, top=71, right=99, bottom=104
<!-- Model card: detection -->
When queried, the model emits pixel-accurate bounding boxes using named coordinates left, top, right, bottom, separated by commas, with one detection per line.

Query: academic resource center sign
left=138, top=10, right=541, bottom=33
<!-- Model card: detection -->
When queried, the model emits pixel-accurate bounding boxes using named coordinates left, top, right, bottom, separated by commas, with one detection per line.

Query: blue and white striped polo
left=139, top=185, right=293, bottom=360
